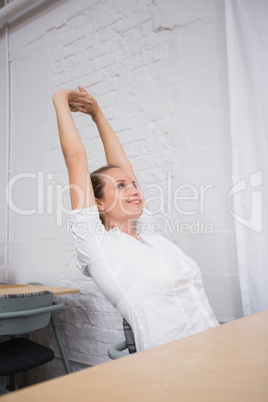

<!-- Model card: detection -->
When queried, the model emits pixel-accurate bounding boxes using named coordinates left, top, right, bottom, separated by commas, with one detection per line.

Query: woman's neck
left=105, top=219, right=138, bottom=240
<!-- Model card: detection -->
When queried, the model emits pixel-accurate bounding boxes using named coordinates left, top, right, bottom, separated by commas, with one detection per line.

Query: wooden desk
left=0, top=284, right=80, bottom=296
left=1, top=310, right=267, bottom=402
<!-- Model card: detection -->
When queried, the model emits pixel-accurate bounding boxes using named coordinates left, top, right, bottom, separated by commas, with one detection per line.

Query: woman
left=53, top=86, right=219, bottom=352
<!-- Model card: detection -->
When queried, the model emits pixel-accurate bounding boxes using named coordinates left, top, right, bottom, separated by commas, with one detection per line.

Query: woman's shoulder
left=70, top=204, right=107, bottom=242
left=71, top=203, right=102, bottom=226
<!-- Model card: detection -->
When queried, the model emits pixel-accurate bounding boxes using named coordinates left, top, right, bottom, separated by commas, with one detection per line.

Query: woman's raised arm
left=53, top=89, right=95, bottom=210
left=69, top=86, right=147, bottom=208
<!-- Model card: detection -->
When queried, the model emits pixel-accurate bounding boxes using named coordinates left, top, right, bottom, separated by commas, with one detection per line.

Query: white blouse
left=71, top=204, right=219, bottom=351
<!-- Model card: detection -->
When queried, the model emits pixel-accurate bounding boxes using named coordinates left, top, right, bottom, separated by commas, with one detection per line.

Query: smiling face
left=96, top=168, right=143, bottom=228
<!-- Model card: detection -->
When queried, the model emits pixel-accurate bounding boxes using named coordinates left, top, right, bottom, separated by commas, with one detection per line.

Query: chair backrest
left=123, top=318, right=137, bottom=354
left=0, top=291, right=61, bottom=336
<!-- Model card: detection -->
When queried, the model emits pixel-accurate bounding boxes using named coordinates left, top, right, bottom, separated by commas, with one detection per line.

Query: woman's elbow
left=63, top=149, right=87, bottom=163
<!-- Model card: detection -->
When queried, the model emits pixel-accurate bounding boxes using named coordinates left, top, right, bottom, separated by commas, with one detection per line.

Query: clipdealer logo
left=227, top=170, right=263, bottom=233
left=5, top=169, right=263, bottom=234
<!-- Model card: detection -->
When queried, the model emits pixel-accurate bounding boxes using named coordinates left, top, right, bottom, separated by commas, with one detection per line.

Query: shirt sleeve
left=71, top=204, right=110, bottom=277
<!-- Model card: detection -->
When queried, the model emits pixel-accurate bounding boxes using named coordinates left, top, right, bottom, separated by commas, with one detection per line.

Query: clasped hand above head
left=53, top=86, right=100, bottom=119
left=69, top=86, right=100, bottom=119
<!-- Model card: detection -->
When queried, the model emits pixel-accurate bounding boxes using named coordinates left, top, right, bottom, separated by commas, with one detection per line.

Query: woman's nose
left=126, top=184, right=139, bottom=196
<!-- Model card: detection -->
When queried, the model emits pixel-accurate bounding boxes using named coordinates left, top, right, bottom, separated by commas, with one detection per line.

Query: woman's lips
left=128, top=199, right=141, bottom=204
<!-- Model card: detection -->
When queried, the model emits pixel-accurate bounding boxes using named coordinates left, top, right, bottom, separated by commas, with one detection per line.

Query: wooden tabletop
left=1, top=309, right=267, bottom=401
left=0, top=284, right=80, bottom=296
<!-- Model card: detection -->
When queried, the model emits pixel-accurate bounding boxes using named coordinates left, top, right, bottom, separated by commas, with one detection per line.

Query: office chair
left=27, top=282, right=72, bottom=374
left=0, top=291, right=64, bottom=394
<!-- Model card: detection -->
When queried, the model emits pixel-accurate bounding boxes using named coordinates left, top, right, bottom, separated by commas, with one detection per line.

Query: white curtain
left=225, top=0, right=268, bottom=315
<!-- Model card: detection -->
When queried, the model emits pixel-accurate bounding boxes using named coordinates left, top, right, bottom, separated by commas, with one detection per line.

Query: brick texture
left=0, top=0, right=243, bottom=381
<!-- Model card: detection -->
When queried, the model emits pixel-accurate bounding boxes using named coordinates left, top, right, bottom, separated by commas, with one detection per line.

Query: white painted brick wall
left=0, top=0, right=243, bottom=382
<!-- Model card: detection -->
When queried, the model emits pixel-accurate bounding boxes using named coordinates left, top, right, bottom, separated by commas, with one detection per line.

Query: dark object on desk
left=0, top=291, right=64, bottom=395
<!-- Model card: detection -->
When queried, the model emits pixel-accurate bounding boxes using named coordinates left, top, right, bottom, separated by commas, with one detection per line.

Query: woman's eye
left=133, top=183, right=138, bottom=189
left=117, top=183, right=125, bottom=188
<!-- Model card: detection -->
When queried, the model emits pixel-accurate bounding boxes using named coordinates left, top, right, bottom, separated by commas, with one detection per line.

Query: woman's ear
left=95, top=198, right=104, bottom=212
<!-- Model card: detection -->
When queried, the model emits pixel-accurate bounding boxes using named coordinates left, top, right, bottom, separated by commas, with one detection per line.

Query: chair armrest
left=108, top=340, right=129, bottom=359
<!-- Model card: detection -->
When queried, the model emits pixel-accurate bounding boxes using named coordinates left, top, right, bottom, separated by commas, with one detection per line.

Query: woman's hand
left=69, top=86, right=100, bottom=119
left=53, top=88, right=88, bottom=105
